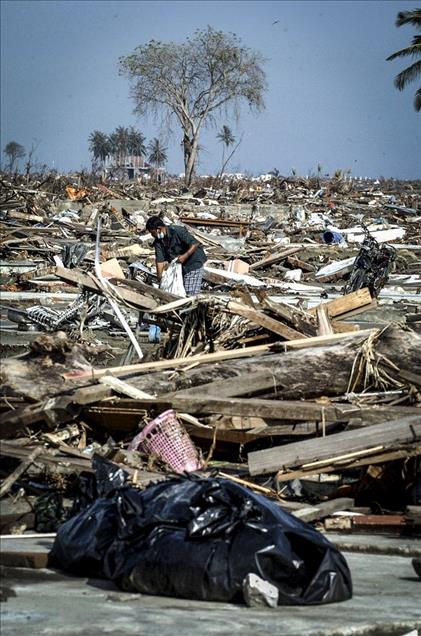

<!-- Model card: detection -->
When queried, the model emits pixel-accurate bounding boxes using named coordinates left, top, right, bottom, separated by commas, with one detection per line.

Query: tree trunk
left=128, top=326, right=421, bottom=399
left=185, top=138, right=199, bottom=186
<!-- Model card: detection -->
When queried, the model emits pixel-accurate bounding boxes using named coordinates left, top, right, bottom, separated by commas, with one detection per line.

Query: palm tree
left=148, top=138, right=167, bottom=182
left=386, top=9, right=421, bottom=111
left=88, top=131, right=111, bottom=166
left=148, top=138, right=168, bottom=168
left=217, top=125, right=235, bottom=173
left=109, top=126, right=130, bottom=166
left=216, top=125, right=238, bottom=179
left=128, top=127, right=146, bottom=157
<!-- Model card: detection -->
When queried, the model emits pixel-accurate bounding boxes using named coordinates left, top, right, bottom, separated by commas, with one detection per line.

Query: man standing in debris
left=145, top=216, right=207, bottom=295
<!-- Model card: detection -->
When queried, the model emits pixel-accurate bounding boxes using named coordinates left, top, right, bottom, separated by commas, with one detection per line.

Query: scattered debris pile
left=1, top=172, right=420, bottom=597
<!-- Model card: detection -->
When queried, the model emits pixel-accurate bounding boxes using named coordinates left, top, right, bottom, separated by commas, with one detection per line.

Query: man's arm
left=176, top=226, right=201, bottom=264
left=156, top=260, right=167, bottom=281
left=177, top=242, right=199, bottom=264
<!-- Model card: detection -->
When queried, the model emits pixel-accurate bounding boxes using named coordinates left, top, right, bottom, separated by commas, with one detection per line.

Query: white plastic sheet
left=160, top=260, right=186, bottom=297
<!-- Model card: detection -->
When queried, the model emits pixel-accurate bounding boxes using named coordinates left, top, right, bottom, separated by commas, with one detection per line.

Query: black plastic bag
left=50, top=463, right=352, bottom=605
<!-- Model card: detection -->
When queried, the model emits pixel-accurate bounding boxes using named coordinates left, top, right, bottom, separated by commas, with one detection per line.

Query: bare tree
left=24, top=140, right=40, bottom=181
left=120, top=26, right=267, bottom=186
left=3, top=141, right=25, bottom=174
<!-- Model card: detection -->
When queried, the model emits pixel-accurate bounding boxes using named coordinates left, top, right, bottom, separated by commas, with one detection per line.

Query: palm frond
left=396, top=9, right=421, bottom=30
left=386, top=42, right=421, bottom=61
left=414, top=87, right=421, bottom=111
left=394, top=59, right=421, bottom=90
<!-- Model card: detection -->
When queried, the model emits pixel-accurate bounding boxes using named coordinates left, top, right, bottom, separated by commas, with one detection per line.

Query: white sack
left=160, top=260, right=186, bottom=297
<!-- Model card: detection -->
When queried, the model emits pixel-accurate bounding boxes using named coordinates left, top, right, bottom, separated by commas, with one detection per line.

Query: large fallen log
left=124, top=325, right=421, bottom=400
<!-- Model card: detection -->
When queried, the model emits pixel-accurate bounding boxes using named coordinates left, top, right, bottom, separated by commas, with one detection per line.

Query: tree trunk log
left=128, top=325, right=421, bottom=400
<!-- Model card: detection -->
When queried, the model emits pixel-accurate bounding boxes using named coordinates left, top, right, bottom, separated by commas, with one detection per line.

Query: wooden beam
left=249, top=247, right=302, bottom=271
left=271, top=444, right=421, bottom=482
left=309, top=288, right=372, bottom=319
left=248, top=416, right=421, bottom=476
left=261, top=297, right=317, bottom=336
left=0, top=447, right=43, bottom=497
left=293, top=497, right=355, bottom=523
left=110, top=277, right=177, bottom=304
left=0, top=404, right=45, bottom=439
left=70, top=343, right=273, bottom=379
left=316, top=305, right=334, bottom=336
left=54, top=267, right=157, bottom=310
left=226, top=300, right=307, bottom=340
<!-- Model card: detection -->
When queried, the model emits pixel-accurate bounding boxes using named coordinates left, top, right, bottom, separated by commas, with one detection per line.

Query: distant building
left=120, top=155, right=151, bottom=180
left=105, top=155, right=151, bottom=181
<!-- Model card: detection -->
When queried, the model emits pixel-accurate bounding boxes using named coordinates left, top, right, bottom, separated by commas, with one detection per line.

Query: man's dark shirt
left=153, top=225, right=207, bottom=274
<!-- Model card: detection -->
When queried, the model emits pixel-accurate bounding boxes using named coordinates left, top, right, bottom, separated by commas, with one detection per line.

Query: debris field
left=1, top=171, right=420, bottom=609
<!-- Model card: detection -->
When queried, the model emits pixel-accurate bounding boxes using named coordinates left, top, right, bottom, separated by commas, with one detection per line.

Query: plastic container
left=129, top=410, right=202, bottom=473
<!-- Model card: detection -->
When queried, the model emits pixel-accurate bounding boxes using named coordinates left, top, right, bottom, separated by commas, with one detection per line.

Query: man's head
left=146, top=216, right=167, bottom=239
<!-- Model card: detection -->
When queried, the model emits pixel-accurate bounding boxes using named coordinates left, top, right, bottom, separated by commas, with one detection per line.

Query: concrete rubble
left=1, top=171, right=420, bottom=627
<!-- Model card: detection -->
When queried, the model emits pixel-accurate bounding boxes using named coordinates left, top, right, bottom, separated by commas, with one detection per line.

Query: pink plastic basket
left=129, top=409, right=203, bottom=474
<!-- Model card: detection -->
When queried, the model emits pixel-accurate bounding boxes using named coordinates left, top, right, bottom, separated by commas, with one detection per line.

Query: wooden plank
left=110, top=277, right=177, bottom=304
left=0, top=442, right=93, bottom=474
left=226, top=301, right=307, bottom=340
left=0, top=404, right=45, bottom=439
left=309, top=288, right=372, bottom=319
left=285, top=255, right=314, bottom=272
left=316, top=305, right=334, bottom=336
left=273, top=329, right=376, bottom=351
left=0, top=447, right=43, bottom=497
left=0, top=442, right=166, bottom=486
left=323, top=515, right=417, bottom=533
left=249, top=247, right=302, bottom=271
left=330, top=321, right=359, bottom=333
left=180, top=216, right=251, bottom=229
left=261, top=297, right=317, bottom=336
left=0, top=551, right=50, bottom=569
left=18, top=266, right=57, bottom=282
left=54, top=267, right=157, bottom=310
left=331, top=299, right=378, bottom=322
left=70, top=343, right=273, bottom=380
left=72, top=384, right=112, bottom=405
left=99, top=376, right=155, bottom=400
left=293, top=498, right=355, bottom=523
left=274, top=444, right=421, bottom=482
left=248, top=416, right=421, bottom=476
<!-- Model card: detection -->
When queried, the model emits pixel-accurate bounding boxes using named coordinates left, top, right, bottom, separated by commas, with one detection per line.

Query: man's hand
left=177, top=254, right=187, bottom=264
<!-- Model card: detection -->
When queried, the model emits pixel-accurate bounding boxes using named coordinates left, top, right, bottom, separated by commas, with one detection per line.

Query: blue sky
left=1, top=0, right=420, bottom=179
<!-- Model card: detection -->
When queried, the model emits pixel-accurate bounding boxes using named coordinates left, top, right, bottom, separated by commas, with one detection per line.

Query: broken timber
left=54, top=267, right=157, bottom=310
left=226, top=300, right=307, bottom=340
left=309, top=288, right=373, bottom=321
left=248, top=416, right=421, bottom=476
